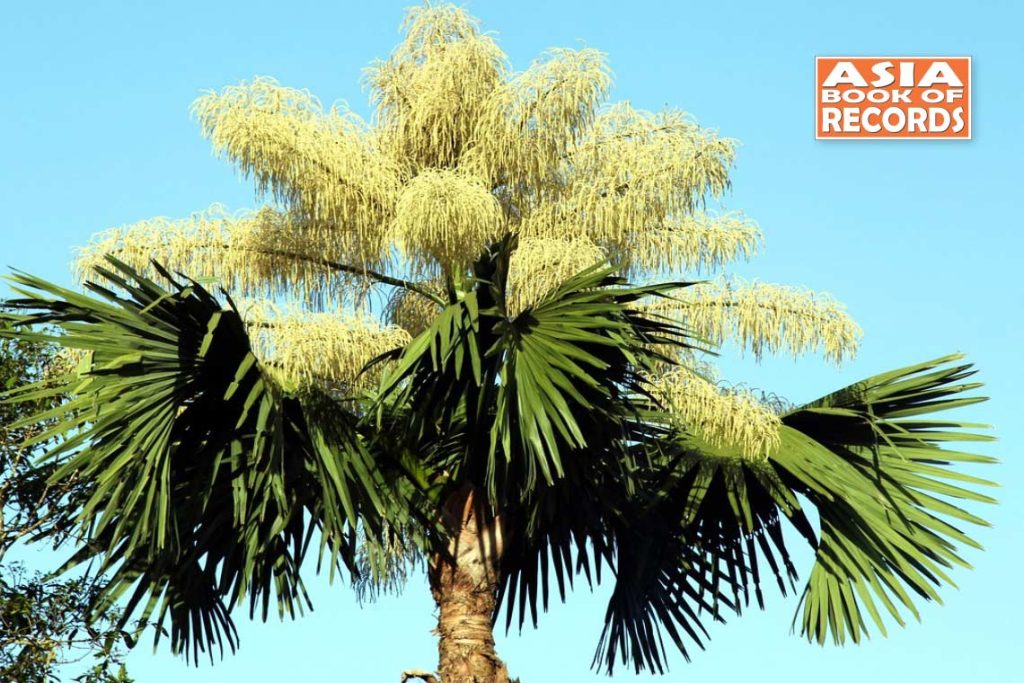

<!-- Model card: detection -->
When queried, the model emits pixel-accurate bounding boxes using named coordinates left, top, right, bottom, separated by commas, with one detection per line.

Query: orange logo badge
left=815, top=57, right=971, bottom=139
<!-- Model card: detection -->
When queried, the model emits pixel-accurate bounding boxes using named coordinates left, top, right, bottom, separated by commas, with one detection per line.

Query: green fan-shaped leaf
left=0, top=258, right=401, bottom=662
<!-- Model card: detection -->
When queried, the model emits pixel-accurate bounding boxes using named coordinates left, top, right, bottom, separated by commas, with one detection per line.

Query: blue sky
left=2, top=0, right=1021, bottom=680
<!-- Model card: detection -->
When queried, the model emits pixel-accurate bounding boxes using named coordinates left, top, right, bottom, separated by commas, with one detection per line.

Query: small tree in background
left=0, top=4, right=997, bottom=681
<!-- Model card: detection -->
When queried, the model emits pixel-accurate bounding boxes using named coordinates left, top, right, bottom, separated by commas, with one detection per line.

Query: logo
left=815, top=57, right=971, bottom=139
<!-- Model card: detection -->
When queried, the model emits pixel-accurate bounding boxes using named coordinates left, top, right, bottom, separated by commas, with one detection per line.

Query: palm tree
left=0, top=4, right=997, bottom=682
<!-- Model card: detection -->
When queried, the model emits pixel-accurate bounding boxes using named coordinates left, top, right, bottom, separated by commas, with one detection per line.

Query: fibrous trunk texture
left=429, top=487, right=511, bottom=683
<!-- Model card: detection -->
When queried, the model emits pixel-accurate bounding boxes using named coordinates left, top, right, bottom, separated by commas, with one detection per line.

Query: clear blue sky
left=2, top=1, right=1021, bottom=681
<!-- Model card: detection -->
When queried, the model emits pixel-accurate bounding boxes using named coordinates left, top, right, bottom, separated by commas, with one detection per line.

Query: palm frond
left=0, top=258, right=396, bottom=662
left=591, top=437, right=807, bottom=674
left=375, top=236, right=699, bottom=505
left=590, top=353, right=994, bottom=673
left=776, top=353, right=996, bottom=644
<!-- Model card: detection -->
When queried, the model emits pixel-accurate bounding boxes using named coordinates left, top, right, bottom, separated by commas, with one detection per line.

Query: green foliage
left=592, top=355, right=996, bottom=673
left=778, top=357, right=996, bottom=643
left=0, top=255, right=997, bottom=676
left=0, top=317, right=135, bottom=683
left=0, top=259, right=420, bottom=664
left=1, top=322, right=65, bottom=550
left=0, top=564, right=134, bottom=683
left=374, top=237, right=698, bottom=502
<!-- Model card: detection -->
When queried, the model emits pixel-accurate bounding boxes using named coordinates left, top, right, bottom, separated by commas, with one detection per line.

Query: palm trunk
left=428, top=487, right=511, bottom=683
